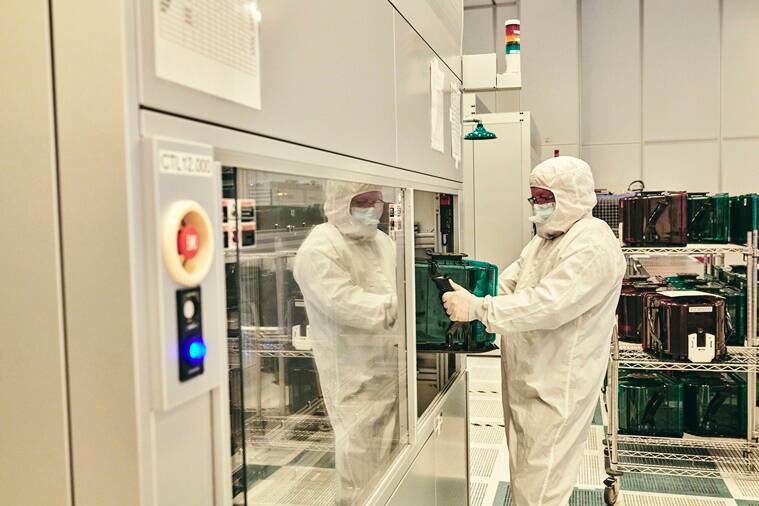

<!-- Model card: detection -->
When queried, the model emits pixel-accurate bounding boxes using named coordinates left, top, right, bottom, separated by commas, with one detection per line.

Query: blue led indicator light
left=186, top=339, right=207, bottom=363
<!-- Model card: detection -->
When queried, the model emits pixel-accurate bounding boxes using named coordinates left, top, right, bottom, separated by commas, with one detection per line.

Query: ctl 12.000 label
left=159, top=150, right=213, bottom=177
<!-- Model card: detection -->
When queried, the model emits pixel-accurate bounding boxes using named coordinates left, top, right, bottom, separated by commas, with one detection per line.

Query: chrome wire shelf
left=615, top=463, right=750, bottom=479
left=617, top=346, right=758, bottom=372
left=245, top=413, right=334, bottom=452
left=604, top=232, right=759, bottom=502
left=622, top=243, right=747, bottom=255
left=228, top=331, right=313, bottom=361
left=617, top=435, right=759, bottom=451
left=615, top=437, right=759, bottom=478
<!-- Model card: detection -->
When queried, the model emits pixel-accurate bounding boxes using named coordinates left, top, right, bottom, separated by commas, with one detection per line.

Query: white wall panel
left=722, top=0, right=759, bottom=138
left=581, top=0, right=640, bottom=144
left=643, top=141, right=719, bottom=192
left=463, top=7, right=495, bottom=55
left=643, top=0, right=720, bottom=141
left=722, top=138, right=759, bottom=194
left=581, top=144, right=642, bottom=193
left=1, top=2, right=72, bottom=503
left=521, top=0, right=579, bottom=146
left=540, top=144, right=580, bottom=162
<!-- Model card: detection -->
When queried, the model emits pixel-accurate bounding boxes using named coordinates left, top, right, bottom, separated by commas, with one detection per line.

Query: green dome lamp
left=464, top=119, right=497, bottom=140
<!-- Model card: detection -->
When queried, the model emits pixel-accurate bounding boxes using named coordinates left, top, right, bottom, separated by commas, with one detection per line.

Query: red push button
left=177, top=223, right=200, bottom=260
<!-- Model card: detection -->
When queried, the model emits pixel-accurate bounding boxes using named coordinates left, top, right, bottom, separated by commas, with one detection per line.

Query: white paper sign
left=658, top=290, right=722, bottom=299
left=450, top=83, right=462, bottom=166
left=430, top=59, right=445, bottom=153
left=154, top=0, right=262, bottom=109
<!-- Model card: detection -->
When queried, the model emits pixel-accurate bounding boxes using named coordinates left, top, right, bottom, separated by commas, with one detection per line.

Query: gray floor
left=467, top=355, right=759, bottom=506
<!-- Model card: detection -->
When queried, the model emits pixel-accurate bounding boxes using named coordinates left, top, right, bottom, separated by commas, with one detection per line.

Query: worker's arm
left=498, top=257, right=523, bottom=295
left=472, top=241, right=623, bottom=334
left=294, top=247, right=397, bottom=332
left=497, top=238, right=538, bottom=295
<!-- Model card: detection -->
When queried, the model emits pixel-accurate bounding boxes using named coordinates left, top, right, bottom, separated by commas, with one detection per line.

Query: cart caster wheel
left=603, top=478, right=620, bottom=505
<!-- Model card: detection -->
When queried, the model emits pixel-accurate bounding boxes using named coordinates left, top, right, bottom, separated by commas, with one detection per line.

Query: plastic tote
left=621, top=192, right=688, bottom=247
left=618, top=282, right=663, bottom=343
left=683, top=373, right=747, bottom=437
left=687, top=193, right=730, bottom=243
left=729, top=194, right=759, bottom=245
left=415, top=252, right=499, bottom=353
left=619, top=371, right=684, bottom=437
left=643, top=292, right=728, bottom=363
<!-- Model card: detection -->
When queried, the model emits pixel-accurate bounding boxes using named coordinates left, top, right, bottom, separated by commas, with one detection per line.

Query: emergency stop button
left=162, top=200, right=214, bottom=287
left=177, top=223, right=200, bottom=260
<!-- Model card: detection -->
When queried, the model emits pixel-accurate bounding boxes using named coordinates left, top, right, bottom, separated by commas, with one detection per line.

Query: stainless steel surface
left=387, top=373, right=468, bottom=505
left=138, top=0, right=399, bottom=168
left=394, top=12, right=462, bottom=183
left=434, top=374, right=468, bottom=505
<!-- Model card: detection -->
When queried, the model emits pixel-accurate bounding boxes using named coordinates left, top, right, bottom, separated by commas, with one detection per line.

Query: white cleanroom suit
left=445, top=156, right=626, bottom=505
left=293, top=180, right=401, bottom=505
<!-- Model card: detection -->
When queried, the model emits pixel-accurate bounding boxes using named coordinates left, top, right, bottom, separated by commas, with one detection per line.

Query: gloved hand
left=442, top=281, right=476, bottom=322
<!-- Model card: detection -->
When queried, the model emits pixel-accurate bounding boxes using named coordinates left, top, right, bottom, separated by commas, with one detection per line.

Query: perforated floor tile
left=470, top=397, right=505, bottom=420
left=735, top=500, right=759, bottom=506
left=470, top=382, right=502, bottom=395
left=621, top=473, right=732, bottom=498
left=726, top=478, right=759, bottom=501
left=469, top=365, right=502, bottom=384
left=470, top=447, right=500, bottom=478
left=569, top=488, right=605, bottom=506
left=492, top=481, right=511, bottom=505
left=487, top=484, right=604, bottom=506
left=576, top=453, right=606, bottom=488
left=471, top=423, right=506, bottom=446
left=592, top=400, right=604, bottom=426
left=585, top=426, right=604, bottom=453
left=469, top=481, right=489, bottom=506
left=619, top=492, right=737, bottom=506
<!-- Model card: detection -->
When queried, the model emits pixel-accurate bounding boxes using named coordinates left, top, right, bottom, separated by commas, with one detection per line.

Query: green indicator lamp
left=464, top=120, right=497, bottom=140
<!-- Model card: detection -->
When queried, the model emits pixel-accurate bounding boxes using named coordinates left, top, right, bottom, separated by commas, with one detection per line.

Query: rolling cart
left=603, top=237, right=759, bottom=505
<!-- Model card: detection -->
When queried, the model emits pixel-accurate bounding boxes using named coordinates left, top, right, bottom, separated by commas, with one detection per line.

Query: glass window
left=224, top=167, right=408, bottom=505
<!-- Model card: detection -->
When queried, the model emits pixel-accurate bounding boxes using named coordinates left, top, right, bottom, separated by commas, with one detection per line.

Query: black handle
left=644, top=197, right=670, bottom=243
left=641, top=389, right=666, bottom=433
left=701, top=388, right=731, bottom=434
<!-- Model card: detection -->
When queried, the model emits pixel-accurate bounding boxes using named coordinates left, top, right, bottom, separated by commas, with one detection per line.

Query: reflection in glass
left=224, top=169, right=407, bottom=505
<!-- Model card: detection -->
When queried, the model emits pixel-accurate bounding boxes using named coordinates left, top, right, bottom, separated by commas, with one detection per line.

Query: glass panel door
left=224, top=167, right=408, bottom=505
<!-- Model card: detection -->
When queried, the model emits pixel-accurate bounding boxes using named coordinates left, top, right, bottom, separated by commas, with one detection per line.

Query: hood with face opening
left=529, top=156, right=597, bottom=239
left=324, top=180, right=383, bottom=240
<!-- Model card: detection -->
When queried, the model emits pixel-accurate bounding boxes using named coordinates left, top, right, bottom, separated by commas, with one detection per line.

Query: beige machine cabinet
left=462, top=112, right=541, bottom=273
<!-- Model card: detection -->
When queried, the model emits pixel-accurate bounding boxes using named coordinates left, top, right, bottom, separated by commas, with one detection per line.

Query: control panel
left=143, top=137, right=225, bottom=411
left=176, top=288, right=206, bottom=381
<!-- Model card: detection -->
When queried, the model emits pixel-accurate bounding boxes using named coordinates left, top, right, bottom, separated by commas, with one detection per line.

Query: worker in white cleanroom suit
left=294, top=180, right=400, bottom=505
left=443, top=156, right=626, bottom=506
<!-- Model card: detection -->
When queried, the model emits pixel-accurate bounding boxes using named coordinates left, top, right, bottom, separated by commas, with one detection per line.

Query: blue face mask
left=530, top=202, right=556, bottom=224
left=351, top=207, right=381, bottom=226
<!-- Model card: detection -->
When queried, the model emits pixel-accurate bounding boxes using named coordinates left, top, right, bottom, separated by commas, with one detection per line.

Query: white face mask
left=529, top=202, right=556, bottom=224
left=351, top=206, right=381, bottom=226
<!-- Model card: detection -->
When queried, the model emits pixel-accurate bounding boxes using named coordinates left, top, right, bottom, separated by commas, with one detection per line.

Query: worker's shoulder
left=297, top=223, right=340, bottom=252
left=567, top=216, right=623, bottom=251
